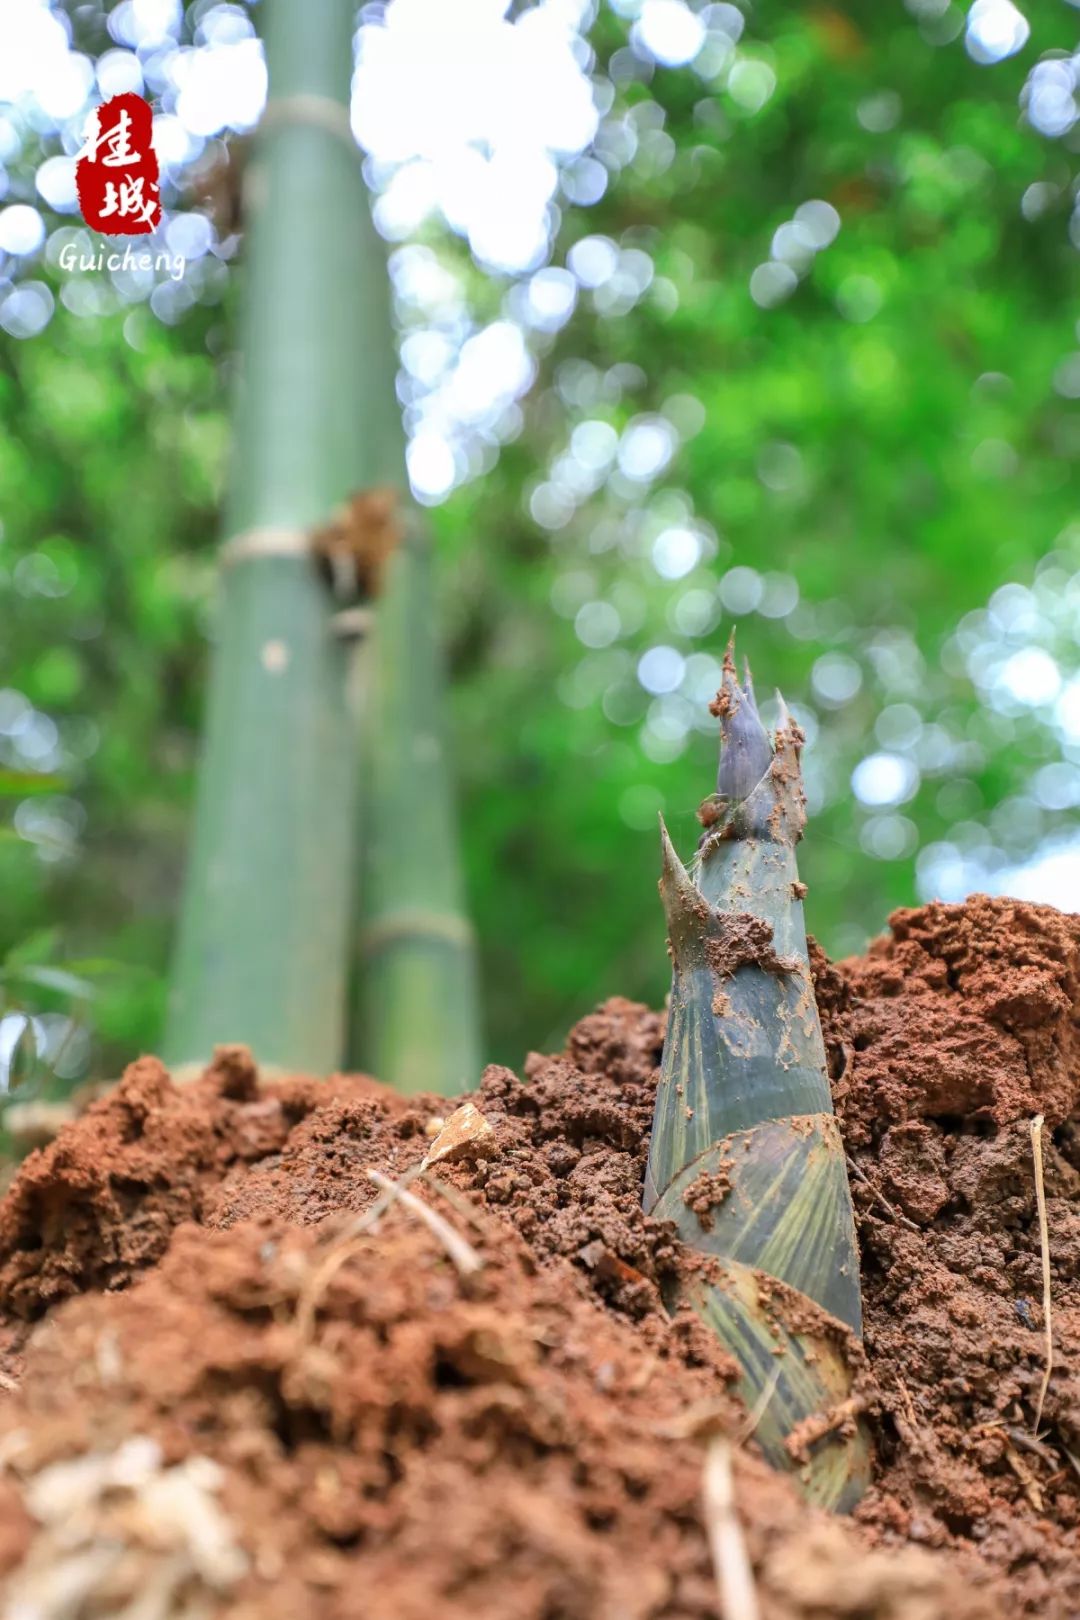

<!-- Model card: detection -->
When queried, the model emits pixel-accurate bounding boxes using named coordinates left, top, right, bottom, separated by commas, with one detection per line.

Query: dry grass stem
left=1029, top=1114, right=1053, bottom=1433
left=1004, top=1442, right=1044, bottom=1512
left=845, top=1153, right=920, bottom=1234
left=1007, top=1426, right=1058, bottom=1469
left=1060, top=1443, right=1080, bottom=1484
left=425, top=1174, right=502, bottom=1239
left=366, top=1169, right=484, bottom=1277
left=295, top=1237, right=369, bottom=1342
left=295, top=1162, right=427, bottom=1338
left=702, top=1439, right=761, bottom=1620
left=894, top=1379, right=919, bottom=1434
left=738, top=1362, right=782, bottom=1443
left=653, top=1400, right=729, bottom=1442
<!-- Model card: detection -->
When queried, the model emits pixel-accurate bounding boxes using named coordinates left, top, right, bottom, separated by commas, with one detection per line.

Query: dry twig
left=425, top=1174, right=502, bottom=1240
left=738, top=1362, right=782, bottom=1444
left=366, top=1169, right=484, bottom=1277
left=845, top=1153, right=920, bottom=1234
left=1007, top=1426, right=1059, bottom=1470
left=702, top=1439, right=761, bottom=1620
left=1004, top=1442, right=1044, bottom=1512
left=295, top=1162, right=484, bottom=1339
left=294, top=1162, right=426, bottom=1339
left=1030, top=1114, right=1053, bottom=1433
left=894, top=1378, right=919, bottom=1434
left=654, top=1400, right=728, bottom=1442
left=1060, top=1442, right=1080, bottom=1484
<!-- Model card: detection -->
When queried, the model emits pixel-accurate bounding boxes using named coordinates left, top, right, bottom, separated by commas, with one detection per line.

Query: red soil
left=0, top=894, right=1077, bottom=1618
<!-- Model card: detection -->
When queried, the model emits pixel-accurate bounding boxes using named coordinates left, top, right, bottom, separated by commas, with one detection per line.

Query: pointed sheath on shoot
left=643, top=643, right=870, bottom=1512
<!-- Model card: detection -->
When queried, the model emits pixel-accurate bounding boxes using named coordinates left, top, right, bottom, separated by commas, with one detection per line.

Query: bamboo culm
left=166, top=0, right=480, bottom=1095
left=165, top=0, right=368, bottom=1076
left=346, top=222, right=480, bottom=1097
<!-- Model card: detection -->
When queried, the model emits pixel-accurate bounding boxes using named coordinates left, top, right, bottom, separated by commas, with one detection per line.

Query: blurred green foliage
left=1, top=0, right=1078, bottom=1085
left=446, top=0, right=1080, bottom=1058
left=0, top=297, right=226, bottom=1086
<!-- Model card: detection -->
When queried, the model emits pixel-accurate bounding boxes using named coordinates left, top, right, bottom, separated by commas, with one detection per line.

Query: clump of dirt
left=823, top=896, right=1080, bottom=1614
left=0, top=1049, right=419, bottom=1319
left=0, top=896, right=1077, bottom=1617
left=706, top=916, right=801, bottom=979
left=682, top=1165, right=733, bottom=1233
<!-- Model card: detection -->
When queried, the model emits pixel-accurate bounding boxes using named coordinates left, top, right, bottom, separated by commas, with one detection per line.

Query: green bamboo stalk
left=644, top=643, right=870, bottom=1511
left=330, top=34, right=480, bottom=1097
left=343, top=239, right=479, bottom=1092
left=353, top=522, right=482, bottom=1096
left=164, top=0, right=374, bottom=1075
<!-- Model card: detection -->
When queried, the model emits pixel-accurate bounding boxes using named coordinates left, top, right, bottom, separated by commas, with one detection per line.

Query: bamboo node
left=219, top=526, right=310, bottom=567
left=258, top=93, right=357, bottom=150
left=358, top=908, right=477, bottom=957
left=219, top=488, right=413, bottom=605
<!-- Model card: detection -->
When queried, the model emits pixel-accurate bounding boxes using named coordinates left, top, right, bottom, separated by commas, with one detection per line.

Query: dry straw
left=702, top=1440, right=761, bottom=1620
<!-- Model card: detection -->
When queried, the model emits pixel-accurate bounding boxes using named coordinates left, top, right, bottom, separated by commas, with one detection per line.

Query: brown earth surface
left=0, top=893, right=1077, bottom=1618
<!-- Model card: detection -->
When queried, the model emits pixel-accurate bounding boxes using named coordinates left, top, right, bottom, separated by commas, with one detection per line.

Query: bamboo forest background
left=0, top=0, right=1078, bottom=1090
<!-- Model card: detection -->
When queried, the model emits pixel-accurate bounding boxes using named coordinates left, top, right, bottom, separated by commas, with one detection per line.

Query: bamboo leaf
left=62, top=958, right=155, bottom=981
left=3, top=930, right=62, bottom=971
left=0, top=771, right=68, bottom=799
left=0, top=965, right=96, bottom=1001
left=4, top=1015, right=39, bottom=1096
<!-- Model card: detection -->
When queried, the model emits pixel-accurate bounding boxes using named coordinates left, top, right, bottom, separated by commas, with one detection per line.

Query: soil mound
left=0, top=895, right=1077, bottom=1617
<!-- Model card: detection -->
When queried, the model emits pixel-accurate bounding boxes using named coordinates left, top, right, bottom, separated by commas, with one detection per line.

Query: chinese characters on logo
left=75, top=93, right=161, bottom=235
